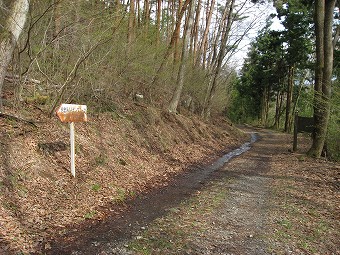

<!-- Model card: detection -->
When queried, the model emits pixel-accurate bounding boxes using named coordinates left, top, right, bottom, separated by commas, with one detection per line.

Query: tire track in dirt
left=188, top=130, right=275, bottom=254
left=219, top=132, right=274, bottom=254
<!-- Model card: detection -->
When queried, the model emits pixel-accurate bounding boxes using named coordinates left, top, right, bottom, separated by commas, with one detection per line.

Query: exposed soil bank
left=0, top=104, right=246, bottom=254
left=42, top=132, right=258, bottom=255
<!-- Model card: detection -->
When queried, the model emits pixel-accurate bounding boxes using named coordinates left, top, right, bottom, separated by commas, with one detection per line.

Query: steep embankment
left=0, top=103, right=246, bottom=254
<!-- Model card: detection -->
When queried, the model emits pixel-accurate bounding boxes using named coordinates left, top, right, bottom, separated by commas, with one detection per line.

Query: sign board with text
left=293, top=112, right=314, bottom=152
left=56, top=103, right=87, bottom=177
left=297, top=116, right=314, bottom=133
left=56, top=104, right=87, bottom=123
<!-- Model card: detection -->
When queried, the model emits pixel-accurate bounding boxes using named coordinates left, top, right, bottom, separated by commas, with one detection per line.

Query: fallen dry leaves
left=0, top=104, right=245, bottom=254
left=267, top=134, right=340, bottom=255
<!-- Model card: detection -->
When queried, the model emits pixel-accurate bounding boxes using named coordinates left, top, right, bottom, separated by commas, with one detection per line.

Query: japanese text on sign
left=56, top=104, right=87, bottom=123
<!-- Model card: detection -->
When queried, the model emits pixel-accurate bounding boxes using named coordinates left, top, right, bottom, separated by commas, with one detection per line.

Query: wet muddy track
left=41, top=132, right=261, bottom=255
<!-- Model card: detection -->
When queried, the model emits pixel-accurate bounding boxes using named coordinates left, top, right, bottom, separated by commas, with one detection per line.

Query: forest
left=0, top=0, right=339, bottom=157
left=0, top=1, right=340, bottom=254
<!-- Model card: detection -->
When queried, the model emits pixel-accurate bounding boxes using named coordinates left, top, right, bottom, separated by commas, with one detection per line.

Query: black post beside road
left=292, top=112, right=314, bottom=152
left=293, top=111, right=298, bottom=151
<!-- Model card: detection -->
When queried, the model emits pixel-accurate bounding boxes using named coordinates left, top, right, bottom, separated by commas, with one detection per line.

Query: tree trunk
left=114, top=0, right=122, bottom=23
left=53, top=0, right=62, bottom=50
left=0, top=0, right=29, bottom=111
left=205, top=20, right=219, bottom=69
left=151, top=0, right=191, bottom=86
left=167, top=0, right=175, bottom=43
left=156, top=0, right=162, bottom=45
left=207, top=2, right=227, bottom=72
left=168, top=0, right=195, bottom=113
left=173, top=0, right=183, bottom=63
left=308, top=0, right=336, bottom=158
left=196, top=0, right=215, bottom=67
left=279, top=92, right=284, bottom=127
left=284, top=65, right=294, bottom=132
left=137, top=0, right=141, bottom=27
left=128, top=0, right=135, bottom=44
left=191, top=0, right=201, bottom=58
left=201, top=0, right=234, bottom=119
left=265, top=85, right=270, bottom=126
left=143, top=0, right=150, bottom=36
left=291, top=71, right=308, bottom=120
left=274, top=91, right=281, bottom=129
left=260, top=86, right=268, bottom=126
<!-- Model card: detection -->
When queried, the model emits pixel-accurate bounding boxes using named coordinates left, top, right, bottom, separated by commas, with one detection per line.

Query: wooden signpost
left=56, top=104, right=87, bottom=177
left=293, top=111, right=314, bottom=152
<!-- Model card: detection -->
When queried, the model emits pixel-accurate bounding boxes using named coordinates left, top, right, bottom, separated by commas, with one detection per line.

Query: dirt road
left=43, top=129, right=339, bottom=255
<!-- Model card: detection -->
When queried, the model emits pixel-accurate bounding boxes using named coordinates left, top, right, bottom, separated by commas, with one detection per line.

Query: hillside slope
left=0, top=103, right=247, bottom=254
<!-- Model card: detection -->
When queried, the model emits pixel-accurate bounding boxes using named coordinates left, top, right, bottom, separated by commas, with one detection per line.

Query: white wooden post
left=56, top=104, right=87, bottom=177
left=70, top=122, right=75, bottom=177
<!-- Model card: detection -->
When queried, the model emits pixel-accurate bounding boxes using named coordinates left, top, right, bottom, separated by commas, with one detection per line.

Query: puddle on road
left=210, top=133, right=258, bottom=170
left=45, top=133, right=259, bottom=255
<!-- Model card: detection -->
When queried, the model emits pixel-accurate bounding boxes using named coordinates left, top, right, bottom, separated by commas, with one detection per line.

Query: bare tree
left=0, top=0, right=29, bottom=110
left=168, top=0, right=196, bottom=113
left=151, top=0, right=191, bottom=87
left=143, top=0, right=150, bottom=36
left=173, top=0, right=183, bottom=63
left=53, top=0, right=62, bottom=49
left=156, top=0, right=162, bottom=45
left=195, top=0, right=215, bottom=67
left=201, top=0, right=235, bottom=119
left=128, top=0, right=135, bottom=44
left=191, top=0, right=201, bottom=59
